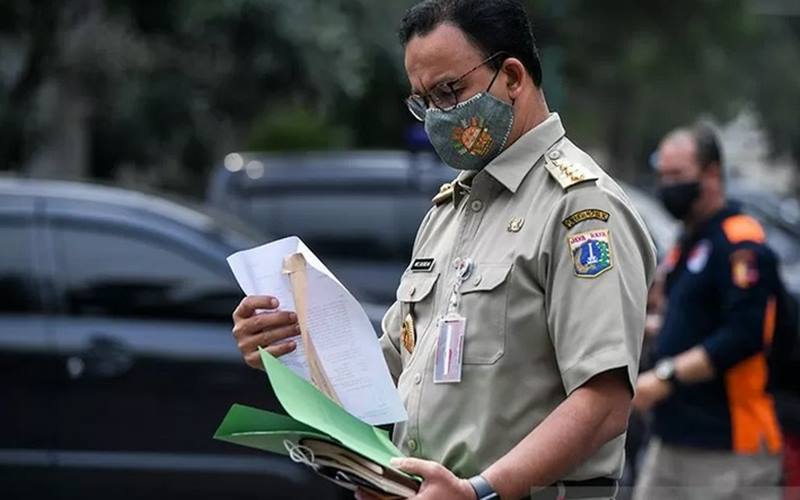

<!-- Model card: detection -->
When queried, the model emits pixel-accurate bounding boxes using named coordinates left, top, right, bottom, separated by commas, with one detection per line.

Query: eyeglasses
left=405, top=52, right=506, bottom=121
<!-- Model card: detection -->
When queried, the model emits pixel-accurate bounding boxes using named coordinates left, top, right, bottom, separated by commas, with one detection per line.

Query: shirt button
left=473, top=275, right=482, bottom=285
left=409, top=286, right=416, bottom=296
left=413, top=373, right=422, bottom=385
left=548, top=150, right=561, bottom=160
left=471, top=200, right=484, bottom=212
left=408, top=439, right=417, bottom=451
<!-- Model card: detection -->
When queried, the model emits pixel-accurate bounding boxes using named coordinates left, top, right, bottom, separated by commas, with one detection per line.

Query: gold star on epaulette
left=543, top=149, right=598, bottom=190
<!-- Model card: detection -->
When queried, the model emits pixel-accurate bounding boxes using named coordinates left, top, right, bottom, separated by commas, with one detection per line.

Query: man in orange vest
left=632, top=124, right=784, bottom=500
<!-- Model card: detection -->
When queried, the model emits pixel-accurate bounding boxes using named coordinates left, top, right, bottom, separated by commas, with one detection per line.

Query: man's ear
left=502, top=57, right=527, bottom=101
left=705, top=162, right=723, bottom=182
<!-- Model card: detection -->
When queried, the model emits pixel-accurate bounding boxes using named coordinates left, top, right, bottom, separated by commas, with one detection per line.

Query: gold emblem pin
left=401, top=313, right=416, bottom=354
left=508, top=216, right=525, bottom=232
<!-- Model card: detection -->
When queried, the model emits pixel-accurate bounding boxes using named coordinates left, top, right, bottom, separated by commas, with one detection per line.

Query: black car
left=0, top=178, right=341, bottom=500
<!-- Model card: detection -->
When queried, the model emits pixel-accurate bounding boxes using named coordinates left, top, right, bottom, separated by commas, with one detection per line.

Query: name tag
left=411, top=258, right=435, bottom=273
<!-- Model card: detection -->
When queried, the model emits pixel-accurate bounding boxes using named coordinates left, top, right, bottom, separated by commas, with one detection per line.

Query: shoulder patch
left=562, top=209, right=610, bottom=229
left=731, top=248, right=760, bottom=288
left=567, top=229, right=613, bottom=278
left=687, top=239, right=712, bottom=274
left=544, top=149, right=598, bottom=190
left=722, top=214, right=765, bottom=244
left=432, top=182, right=454, bottom=206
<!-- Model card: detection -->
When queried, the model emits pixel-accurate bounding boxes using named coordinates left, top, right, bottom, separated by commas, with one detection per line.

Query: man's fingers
left=243, top=339, right=298, bottom=368
left=232, top=310, right=297, bottom=339
left=237, top=324, right=300, bottom=352
left=244, top=351, right=264, bottom=370
left=632, top=393, right=651, bottom=413
left=254, top=310, right=297, bottom=332
left=265, top=340, right=298, bottom=358
left=234, top=296, right=300, bottom=370
left=390, top=457, right=442, bottom=480
left=232, top=295, right=279, bottom=321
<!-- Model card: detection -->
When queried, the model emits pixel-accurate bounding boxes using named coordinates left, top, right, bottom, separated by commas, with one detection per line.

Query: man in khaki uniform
left=232, top=1, right=655, bottom=498
left=382, top=111, right=656, bottom=490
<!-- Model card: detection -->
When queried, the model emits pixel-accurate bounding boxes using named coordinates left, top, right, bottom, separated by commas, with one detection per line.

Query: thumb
left=390, top=457, right=442, bottom=479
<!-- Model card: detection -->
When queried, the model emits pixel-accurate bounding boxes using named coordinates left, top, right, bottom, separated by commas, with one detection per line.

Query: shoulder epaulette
left=544, top=149, right=598, bottom=190
left=722, top=214, right=766, bottom=244
left=432, top=182, right=454, bottom=206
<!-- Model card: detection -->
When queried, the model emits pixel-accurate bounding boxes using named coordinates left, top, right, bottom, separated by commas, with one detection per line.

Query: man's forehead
left=659, top=135, right=696, bottom=160
left=404, top=23, right=483, bottom=91
left=657, top=135, right=700, bottom=172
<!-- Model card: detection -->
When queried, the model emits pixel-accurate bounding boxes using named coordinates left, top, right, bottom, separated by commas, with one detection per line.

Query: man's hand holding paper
left=227, top=235, right=407, bottom=426
left=232, top=295, right=300, bottom=369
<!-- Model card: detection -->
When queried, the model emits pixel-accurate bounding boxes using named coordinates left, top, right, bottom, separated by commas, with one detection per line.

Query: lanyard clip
left=448, top=258, right=473, bottom=312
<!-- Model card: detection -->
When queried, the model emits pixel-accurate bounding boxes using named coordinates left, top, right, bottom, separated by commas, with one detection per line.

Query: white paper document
left=227, top=236, right=407, bottom=425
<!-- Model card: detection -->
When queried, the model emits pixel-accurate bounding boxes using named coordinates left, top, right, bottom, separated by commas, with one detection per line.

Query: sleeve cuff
left=560, top=343, right=634, bottom=395
left=701, top=335, right=739, bottom=375
left=701, top=327, right=763, bottom=375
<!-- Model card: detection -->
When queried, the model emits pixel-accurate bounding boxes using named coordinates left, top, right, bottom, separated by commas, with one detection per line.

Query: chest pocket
left=396, top=271, right=440, bottom=364
left=459, top=262, right=512, bottom=365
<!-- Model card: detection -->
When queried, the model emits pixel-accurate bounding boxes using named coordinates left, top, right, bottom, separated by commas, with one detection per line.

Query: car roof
left=221, top=150, right=454, bottom=190
left=0, top=176, right=218, bottom=228
left=2, top=177, right=270, bottom=249
left=226, top=150, right=437, bottom=170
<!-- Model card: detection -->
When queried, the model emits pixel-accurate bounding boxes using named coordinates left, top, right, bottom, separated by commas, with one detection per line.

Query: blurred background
left=1, top=0, right=798, bottom=499
left=2, top=0, right=799, bottom=191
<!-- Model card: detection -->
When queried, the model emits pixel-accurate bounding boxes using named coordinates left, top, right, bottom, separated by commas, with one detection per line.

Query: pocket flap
left=461, top=262, right=512, bottom=294
left=396, top=272, right=439, bottom=302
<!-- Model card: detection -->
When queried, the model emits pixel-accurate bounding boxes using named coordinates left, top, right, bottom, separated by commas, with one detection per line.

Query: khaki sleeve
left=541, top=184, right=656, bottom=395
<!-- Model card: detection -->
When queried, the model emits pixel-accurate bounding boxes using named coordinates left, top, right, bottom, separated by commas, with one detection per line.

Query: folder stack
left=214, top=349, right=420, bottom=498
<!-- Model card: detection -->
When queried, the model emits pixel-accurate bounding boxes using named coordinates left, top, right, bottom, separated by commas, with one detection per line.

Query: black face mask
left=658, top=181, right=701, bottom=221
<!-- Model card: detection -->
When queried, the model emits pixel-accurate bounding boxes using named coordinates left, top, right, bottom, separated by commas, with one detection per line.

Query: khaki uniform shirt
left=380, top=113, right=657, bottom=481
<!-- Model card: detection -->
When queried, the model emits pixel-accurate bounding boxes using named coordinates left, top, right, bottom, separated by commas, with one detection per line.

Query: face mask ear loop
left=486, top=64, right=502, bottom=93
left=284, top=439, right=318, bottom=471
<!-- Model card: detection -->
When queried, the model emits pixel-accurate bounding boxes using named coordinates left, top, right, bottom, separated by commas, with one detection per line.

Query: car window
left=53, top=223, right=242, bottom=323
left=0, top=218, right=41, bottom=313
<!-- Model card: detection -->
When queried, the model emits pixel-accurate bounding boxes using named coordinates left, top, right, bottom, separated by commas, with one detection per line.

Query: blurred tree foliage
left=538, top=0, right=800, bottom=180
left=0, top=0, right=797, bottom=195
left=246, top=105, right=350, bottom=150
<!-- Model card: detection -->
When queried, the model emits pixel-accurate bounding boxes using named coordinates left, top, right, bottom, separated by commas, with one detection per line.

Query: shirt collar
left=681, top=204, right=740, bottom=249
left=452, top=170, right=478, bottom=206
left=483, top=112, right=566, bottom=193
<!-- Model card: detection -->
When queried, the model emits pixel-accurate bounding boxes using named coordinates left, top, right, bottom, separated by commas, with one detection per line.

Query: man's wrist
left=654, top=357, right=678, bottom=384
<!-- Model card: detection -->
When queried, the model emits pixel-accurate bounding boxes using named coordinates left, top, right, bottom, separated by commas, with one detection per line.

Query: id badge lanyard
left=433, top=257, right=472, bottom=384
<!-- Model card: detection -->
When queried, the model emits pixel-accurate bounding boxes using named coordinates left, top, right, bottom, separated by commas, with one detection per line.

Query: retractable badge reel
left=434, top=257, right=472, bottom=384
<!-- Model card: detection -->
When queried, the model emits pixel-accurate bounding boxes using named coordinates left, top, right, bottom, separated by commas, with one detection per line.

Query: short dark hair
left=398, top=0, right=543, bottom=86
left=663, top=123, right=723, bottom=171
left=691, top=123, right=722, bottom=170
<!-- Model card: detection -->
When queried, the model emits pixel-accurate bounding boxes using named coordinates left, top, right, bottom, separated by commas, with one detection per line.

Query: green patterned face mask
left=424, top=91, right=514, bottom=170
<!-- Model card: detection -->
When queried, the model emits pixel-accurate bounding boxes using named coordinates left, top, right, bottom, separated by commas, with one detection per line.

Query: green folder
left=214, top=348, right=413, bottom=480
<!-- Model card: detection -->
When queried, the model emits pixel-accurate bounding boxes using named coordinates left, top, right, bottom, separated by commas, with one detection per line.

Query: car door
left=43, top=200, right=337, bottom=500
left=0, top=194, right=60, bottom=497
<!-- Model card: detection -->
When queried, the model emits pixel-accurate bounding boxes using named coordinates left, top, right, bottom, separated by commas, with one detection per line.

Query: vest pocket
left=459, top=262, right=512, bottom=365
left=396, top=271, right=440, bottom=364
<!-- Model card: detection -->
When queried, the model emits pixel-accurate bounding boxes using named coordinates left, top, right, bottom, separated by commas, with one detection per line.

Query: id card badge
left=433, top=313, right=466, bottom=384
